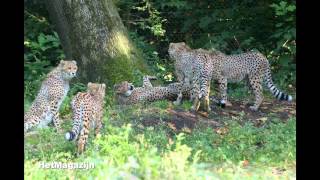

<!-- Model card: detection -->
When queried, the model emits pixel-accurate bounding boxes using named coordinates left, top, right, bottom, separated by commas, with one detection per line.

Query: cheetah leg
left=218, top=77, right=232, bottom=107
left=24, top=105, right=50, bottom=134
left=50, top=100, right=63, bottom=133
left=187, top=81, right=196, bottom=102
left=77, top=111, right=91, bottom=155
left=142, top=76, right=156, bottom=89
left=24, top=115, right=41, bottom=134
left=191, top=96, right=201, bottom=112
left=77, top=128, right=88, bottom=155
left=203, top=84, right=211, bottom=112
left=94, top=113, right=103, bottom=136
left=174, top=77, right=190, bottom=105
left=173, top=92, right=183, bottom=105
left=248, top=76, right=263, bottom=111
left=189, top=88, right=196, bottom=102
left=191, top=86, right=201, bottom=112
left=52, top=111, right=62, bottom=133
left=189, top=94, right=194, bottom=102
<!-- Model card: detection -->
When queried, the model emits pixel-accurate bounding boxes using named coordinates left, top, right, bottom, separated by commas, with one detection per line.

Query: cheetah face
left=60, top=60, right=78, bottom=80
left=114, top=81, right=134, bottom=97
left=87, top=82, right=106, bottom=97
left=168, top=42, right=191, bottom=59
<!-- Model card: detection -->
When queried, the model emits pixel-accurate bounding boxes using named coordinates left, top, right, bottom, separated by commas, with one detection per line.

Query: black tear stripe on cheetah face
left=65, top=82, right=106, bottom=155
left=113, top=76, right=192, bottom=105
left=207, top=50, right=292, bottom=111
left=24, top=60, right=78, bottom=135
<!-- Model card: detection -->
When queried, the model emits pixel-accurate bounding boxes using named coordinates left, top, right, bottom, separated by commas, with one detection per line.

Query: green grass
left=24, top=88, right=296, bottom=180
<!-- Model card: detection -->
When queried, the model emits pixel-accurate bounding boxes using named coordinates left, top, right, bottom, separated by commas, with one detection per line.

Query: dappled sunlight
left=108, top=31, right=131, bottom=59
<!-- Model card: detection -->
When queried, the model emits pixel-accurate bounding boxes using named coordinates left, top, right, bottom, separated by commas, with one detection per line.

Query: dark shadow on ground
left=140, top=97, right=296, bottom=132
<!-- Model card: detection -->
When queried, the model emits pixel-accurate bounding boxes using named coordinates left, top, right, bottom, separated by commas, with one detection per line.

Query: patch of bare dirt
left=139, top=97, right=295, bottom=132
left=211, top=97, right=295, bottom=121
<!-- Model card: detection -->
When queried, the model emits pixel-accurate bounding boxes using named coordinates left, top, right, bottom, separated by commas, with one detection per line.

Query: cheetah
left=168, top=42, right=215, bottom=113
left=169, top=42, right=292, bottom=111
left=114, top=76, right=192, bottom=105
left=24, top=60, right=77, bottom=134
left=65, top=82, right=106, bottom=155
left=197, top=48, right=293, bottom=111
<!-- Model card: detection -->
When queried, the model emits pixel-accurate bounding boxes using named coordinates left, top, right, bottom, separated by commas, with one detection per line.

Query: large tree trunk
left=45, top=0, right=149, bottom=85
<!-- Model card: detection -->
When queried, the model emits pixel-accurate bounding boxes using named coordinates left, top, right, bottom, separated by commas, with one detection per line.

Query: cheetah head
left=87, top=82, right=106, bottom=97
left=168, top=42, right=191, bottom=59
left=59, top=60, right=78, bottom=80
left=113, top=81, right=134, bottom=97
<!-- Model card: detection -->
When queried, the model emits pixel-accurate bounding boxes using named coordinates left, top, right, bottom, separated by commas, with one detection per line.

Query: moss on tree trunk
left=45, top=0, right=149, bottom=86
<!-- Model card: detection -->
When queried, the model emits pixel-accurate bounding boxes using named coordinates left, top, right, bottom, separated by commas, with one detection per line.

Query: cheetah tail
left=65, top=131, right=76, bottom=141
left=264, top=67, right=292, bottom=101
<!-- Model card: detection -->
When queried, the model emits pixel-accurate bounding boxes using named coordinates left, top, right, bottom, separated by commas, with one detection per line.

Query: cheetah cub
left=65, top=82, right=106, bottom=155
left=24, top=60, right=77, bottom=134
left=114, top=75, right=192, bottom=105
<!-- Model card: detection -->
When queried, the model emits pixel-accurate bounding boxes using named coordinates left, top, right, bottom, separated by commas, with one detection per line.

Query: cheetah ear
left=88, top=82, right=92, bottom=86
left=101, top=83, right=106, bottom=88
left=72, top=60, right=77, bottom=64
left=59, top=60, right=65, bottom=66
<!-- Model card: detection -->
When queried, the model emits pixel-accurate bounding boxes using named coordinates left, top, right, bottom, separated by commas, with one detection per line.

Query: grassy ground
left=24, top=87, right=296, bottom=180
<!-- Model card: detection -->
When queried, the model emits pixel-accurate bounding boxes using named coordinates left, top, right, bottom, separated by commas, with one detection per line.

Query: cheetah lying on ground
left=114, top=76, right=192, bottom=105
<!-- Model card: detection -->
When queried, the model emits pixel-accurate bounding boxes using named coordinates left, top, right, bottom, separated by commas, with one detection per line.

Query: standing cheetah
left=65, top=83, right=106, bottom=155
left=208, top=50, right=292, bottom=110
left=168, top=42, right=214, bottom=113
left=169, top=42, right=292, bottom=111
left=24, top=60, right=77, bottom=134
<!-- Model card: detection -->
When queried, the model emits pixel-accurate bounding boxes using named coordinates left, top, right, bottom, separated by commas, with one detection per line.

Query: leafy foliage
left=24, top=4, right=65, bottom=99
left=117, top=0, right=296, bottom=88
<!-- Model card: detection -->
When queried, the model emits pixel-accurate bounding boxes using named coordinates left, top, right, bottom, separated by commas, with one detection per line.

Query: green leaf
left=38, top=33, right=47, bottom=46
left=279, top=1, right=287, bottom=8
left=287, top=5, right=296, bottom=12
left=156, top=63, right=165, bottom=71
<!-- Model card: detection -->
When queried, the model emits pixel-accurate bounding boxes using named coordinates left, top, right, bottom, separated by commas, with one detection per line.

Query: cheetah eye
left=68, top=67, right=72, bottom=70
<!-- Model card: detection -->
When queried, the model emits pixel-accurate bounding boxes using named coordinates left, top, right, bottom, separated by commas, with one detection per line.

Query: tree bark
left=45, top=0, right=149, bottom=85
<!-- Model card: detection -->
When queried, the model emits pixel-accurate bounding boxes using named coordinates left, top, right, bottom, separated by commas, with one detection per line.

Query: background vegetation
left=24, top=0, right=296, bottom=179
